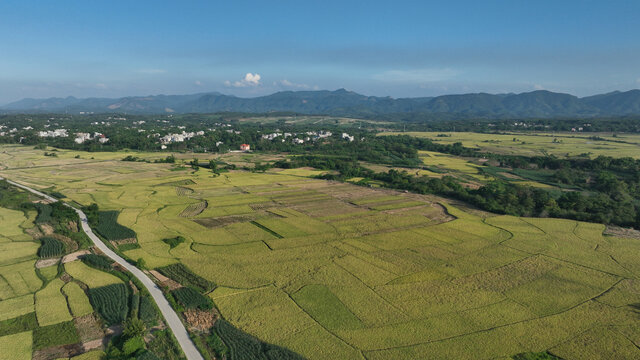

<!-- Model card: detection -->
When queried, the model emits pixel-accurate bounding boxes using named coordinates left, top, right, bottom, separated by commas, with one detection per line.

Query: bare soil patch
left=604, top=225, right=640, bottom=240
left=33, top=344, right=83, bottom=360
left=74, top=314, right=104, bottom=343
left=62, top=250, right=90, bottom=264
left=36, top=258, right=60, bottom=268
left=149, top=270, right=182, bottom=290
left=184, top=309, right=218, bottom=331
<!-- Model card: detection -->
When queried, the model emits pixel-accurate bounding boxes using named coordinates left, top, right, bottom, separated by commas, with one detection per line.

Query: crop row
left=156, top=263, right=216, bottom=293
left=213, top=319, right=304, bottom=360
left=171, top=287, right=213, bottom=310
left=95, top=211, right=137, bottom=241
left=88, top=283, right=129, bottom=325
left=37, top=236, right=65, bottom=258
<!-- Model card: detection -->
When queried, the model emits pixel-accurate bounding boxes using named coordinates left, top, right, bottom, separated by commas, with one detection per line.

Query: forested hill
left=3, top=89, right=640, bottom=118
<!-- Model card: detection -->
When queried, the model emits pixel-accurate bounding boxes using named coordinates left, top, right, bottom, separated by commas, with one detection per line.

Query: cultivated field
left=2, top=145, right=640, bottom=359
left=380, top=131, right=640, bottom=158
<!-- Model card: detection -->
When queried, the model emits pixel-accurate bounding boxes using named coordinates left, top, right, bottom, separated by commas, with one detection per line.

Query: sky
left=1, top=0, right=639, bottom=104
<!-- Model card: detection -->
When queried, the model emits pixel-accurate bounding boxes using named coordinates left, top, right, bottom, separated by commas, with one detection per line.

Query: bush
left=162, top=236, right=185, bottom=249
left=207, top=331, right=228, bottom=359
left=123, top=336, right=146, bottom=356
left=81, top=253, right=113, bottom=271
left=171, top=287, right=213, bottom=310
left=157, top=264, right=215, bottom=293
left=118, top=243, right=141, bottom=252
left=139, top=296, right=158, bottom=326
left=95, top=211, right=137, bottom=241
left=148, top=330, right=183, bottom=360
left=38, top=236, right=65, bottom=258
left=34, top=203, right=52, bottom=224
left=88, top=283, right=129, bottom=325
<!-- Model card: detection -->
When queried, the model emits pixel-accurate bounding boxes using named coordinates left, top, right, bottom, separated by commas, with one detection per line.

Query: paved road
left=1, top=177, right=204, bottom=360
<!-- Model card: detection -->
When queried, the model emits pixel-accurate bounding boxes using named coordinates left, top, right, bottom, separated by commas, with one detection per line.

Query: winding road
left=0, top=177, right=204, bottom=360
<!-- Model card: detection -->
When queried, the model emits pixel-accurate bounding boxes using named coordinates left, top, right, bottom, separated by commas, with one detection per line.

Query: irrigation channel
left=0, top=177, right=205, bottom=360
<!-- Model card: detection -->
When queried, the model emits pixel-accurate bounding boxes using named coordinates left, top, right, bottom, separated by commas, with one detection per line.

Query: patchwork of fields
left=380, top=131, right=640, bottom=158
left=0, top=200, right=109, bottom=359
left=2, top=145, right=640, bottom=359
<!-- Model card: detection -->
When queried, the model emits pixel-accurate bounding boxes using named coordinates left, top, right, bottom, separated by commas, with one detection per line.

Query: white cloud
left=636, top=78, right=640, bottom=84
left=274, top=79, right=311, bottom=89
left=373, top=68, right=458, bottom=83
left=225, top=73, right=262, bottom=87
left=95, top=83, right=107, bottom=89
left=194, top=80, right=202, bottom=86
left=533, top=84, right=544, bottom=90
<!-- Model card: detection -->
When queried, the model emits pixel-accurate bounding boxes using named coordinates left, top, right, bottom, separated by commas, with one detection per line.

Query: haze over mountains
left=3, top=89, right=640, bottom=118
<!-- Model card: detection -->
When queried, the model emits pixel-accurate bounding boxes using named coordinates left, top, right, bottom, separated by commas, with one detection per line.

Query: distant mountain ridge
left=3, top=89, right=640, bottom=118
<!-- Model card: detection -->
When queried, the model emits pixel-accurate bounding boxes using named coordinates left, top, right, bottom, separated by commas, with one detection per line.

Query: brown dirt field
left=33, top=344, right=84, bottom=360
left=604, top=225, right=640, bottom=240
left=149, top=270, right=182, bottom=290
left=52, top=234, right=78, bottom=253
left=25, top=227, right=42, bottom=238
left=35, top=258, right=60, bottom=268
left=62, top=250, right=90, bottom=264
left=74, top=314, right=104, bottom=343
left=39, top=223, right=55, bottom=235
left=110, top=238, right=137, bottom=245
left=184, top=309, right=218, bottom=332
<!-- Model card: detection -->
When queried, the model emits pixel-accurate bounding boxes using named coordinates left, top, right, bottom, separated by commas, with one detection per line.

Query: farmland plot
left=4, top=145, right=640, bottom=359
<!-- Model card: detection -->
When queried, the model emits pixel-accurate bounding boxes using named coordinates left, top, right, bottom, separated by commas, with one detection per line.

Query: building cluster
left=260, top=130, right=334, bottom=144
left=38, top=129, right=69, bottom=138
left=571, top=124, right=591, bottom=132
left=158, top=130, right=205, bottom=144
left=342, top=132, right=355, bottom=142
left=74, top=132, right=109, bottom=144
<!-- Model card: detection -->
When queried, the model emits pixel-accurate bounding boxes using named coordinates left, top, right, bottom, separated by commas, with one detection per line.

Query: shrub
left=156, top=264, right=215, bottom=293
left=171, top=287, right=213, bottom=310
left=38, top=236, right=65, bottom=258
left=88, top=283, right=129, bottom=325
left=148, top=330, right=183, bottom=360
left=34, top=203, right=52, bottom=224
left=118, top=243, right=141, bottom=252
left=123, top=336, right=146, bottom=356
left=139, top=296, right=158, bottom=326
left=162, top=236, right=185, bottom=249
left=81, top=253, right=113, bottom=271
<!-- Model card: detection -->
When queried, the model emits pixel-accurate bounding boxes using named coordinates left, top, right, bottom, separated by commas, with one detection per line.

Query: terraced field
left=2, top=145, right=640, bottom=359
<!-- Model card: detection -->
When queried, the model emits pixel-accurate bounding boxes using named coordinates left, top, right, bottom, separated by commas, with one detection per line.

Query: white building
left=342, top=133, right=355, bottom=142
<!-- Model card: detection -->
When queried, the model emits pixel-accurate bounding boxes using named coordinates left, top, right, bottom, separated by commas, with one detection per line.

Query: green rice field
left=2, top=145, right=640, bottom=359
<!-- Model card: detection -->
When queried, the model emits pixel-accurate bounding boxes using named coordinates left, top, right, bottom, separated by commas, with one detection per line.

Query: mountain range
left=3, top=89, right=640, bottom=118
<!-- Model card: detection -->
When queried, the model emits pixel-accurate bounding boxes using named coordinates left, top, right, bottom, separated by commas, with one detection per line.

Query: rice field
left=2, top=145, right=640, bottom=359
left=380, top=131, right=640, bottom=158
left=0, top=331, right=32, bottom=360
left=64, top=261, right=122, bottom=288
left=35, top=278, right=72, bottom=326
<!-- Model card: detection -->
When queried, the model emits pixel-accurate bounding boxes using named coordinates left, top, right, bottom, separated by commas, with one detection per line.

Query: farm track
left=0, top=176, right=204, bottom=360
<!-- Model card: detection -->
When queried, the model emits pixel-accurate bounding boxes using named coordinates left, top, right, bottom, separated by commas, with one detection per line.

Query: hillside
left=3, top=89, right=640, bottom=118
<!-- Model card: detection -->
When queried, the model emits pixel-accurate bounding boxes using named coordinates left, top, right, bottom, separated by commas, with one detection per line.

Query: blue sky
left=1, top=0, right=639, bottom=104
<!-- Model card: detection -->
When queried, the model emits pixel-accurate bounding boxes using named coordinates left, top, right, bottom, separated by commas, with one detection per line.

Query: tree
left=123, top=317, right=146, bottom=338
